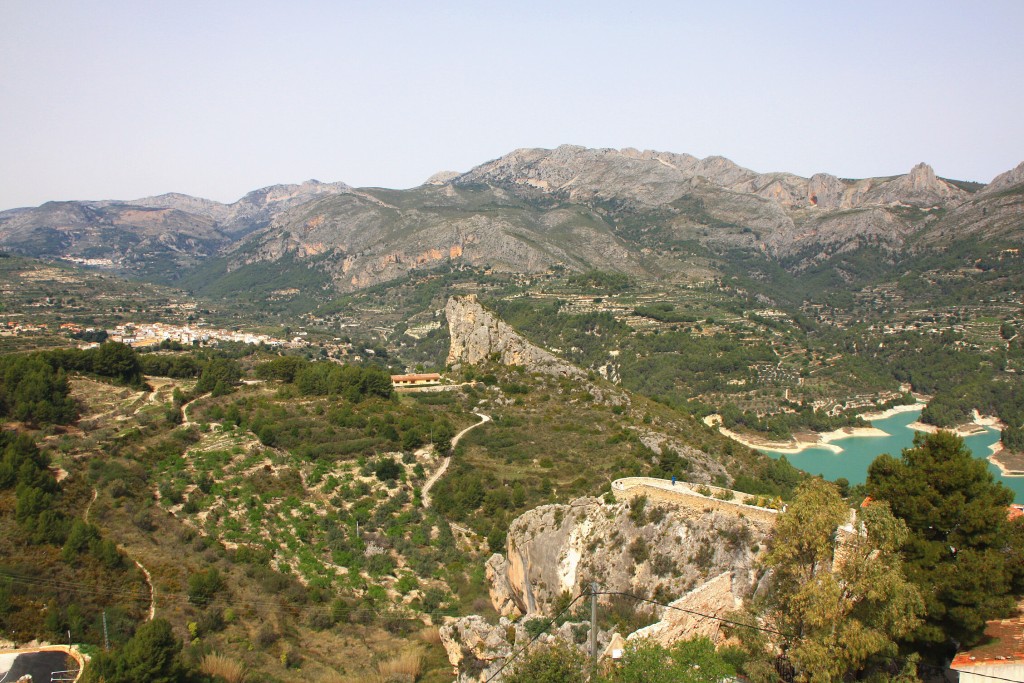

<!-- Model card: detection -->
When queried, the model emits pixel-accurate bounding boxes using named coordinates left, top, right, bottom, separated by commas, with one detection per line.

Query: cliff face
left=486, top=494, right=766, bottom=618
left=445, top=294, right=586, bottom=378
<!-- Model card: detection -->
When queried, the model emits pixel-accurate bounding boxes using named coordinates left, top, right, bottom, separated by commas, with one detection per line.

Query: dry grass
left=316, top=673, right=348, bottom=683
left=200, top=652, right=247, bottom=683
left=418, top=626, right=442, bottom=645
left=374, top=650, right=423, bottom=682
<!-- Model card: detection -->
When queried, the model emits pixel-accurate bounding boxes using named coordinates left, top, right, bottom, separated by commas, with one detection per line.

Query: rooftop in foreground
left=951, top=600, right=1024, bottom=674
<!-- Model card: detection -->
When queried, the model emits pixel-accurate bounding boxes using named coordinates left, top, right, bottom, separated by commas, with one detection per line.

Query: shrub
left=374, top=457, right=401, bottom=482
left=377, top=651, right=422, bottom=681
left=187, top=568, right=224, bottom=605
left=650, top=553, right=677, bottom=577
left=628, top=495, right=648, bottom=526
left=200, top=652, right=247, bottom=683
left=254, top=623, right=279, bottom=648
left=628, top=537, right=650, bottom=563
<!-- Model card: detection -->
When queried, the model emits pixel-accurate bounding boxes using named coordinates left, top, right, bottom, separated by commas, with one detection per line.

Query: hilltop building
left=391, top=373, right=441, bottom=388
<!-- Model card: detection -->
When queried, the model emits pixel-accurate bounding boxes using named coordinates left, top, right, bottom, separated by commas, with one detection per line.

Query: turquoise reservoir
left=760, top=407, right=1022, bottom=503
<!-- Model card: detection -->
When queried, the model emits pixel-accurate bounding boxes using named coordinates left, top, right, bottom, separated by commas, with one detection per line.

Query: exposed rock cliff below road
left=486, top=494, right=766, bottom=618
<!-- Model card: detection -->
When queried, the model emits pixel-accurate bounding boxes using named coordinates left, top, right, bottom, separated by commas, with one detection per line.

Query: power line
left=929, top=663, right=1024, bottom=683
left=484, top=589, right=588, bottom=683
left=0, top=567, right=478, bottom=624
left=597, top=590, right=795, bottom=638
left=607, top=591, right=1024, bottom=683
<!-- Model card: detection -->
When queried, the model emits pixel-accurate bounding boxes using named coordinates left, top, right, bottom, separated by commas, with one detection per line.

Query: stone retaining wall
left=612, top=477, right=779, bottom=530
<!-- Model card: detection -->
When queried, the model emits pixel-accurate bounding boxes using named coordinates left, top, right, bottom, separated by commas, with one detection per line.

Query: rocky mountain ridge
left=0, top=180, right=350, bottom=279
left=446, top=294, right=586, bottom=379
left=2, top=148, right=1020, bottom=290
left=454, top=145, right=970, bottom=211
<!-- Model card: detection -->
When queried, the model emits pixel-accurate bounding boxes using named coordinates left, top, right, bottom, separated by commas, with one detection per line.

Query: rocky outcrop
left=425, top=170, right=461, bottom=185
left=486, top=495, right=766, bottom=618
left=865, top=163, right=966, bottom=207
left=982, top=160, right=1024, bottom=194
left=439, top=616, right=513, bottom=682
left=446, top=295, right=585, bottom=379
left=628, top=572, right=742, bottom=646
left=807, top=173, right=847, bottom=210
left=440, top=613, right=605, bottom=683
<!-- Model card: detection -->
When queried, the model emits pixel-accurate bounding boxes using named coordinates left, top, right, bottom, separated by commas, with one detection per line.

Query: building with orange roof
left=1009, top=504, right=1024, bottom=523
left=951, top=600, right=1024, bottom=681
left=390, top=373, right=441, bottom=388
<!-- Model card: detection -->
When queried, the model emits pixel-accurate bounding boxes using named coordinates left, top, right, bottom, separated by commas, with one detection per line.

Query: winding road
left=421, top=412, right=490, bottom=508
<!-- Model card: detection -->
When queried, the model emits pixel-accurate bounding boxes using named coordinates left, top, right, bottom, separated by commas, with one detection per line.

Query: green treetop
left=741, top=478, right=923, bottom=683
left=867, top=430, right=1024, bottom=655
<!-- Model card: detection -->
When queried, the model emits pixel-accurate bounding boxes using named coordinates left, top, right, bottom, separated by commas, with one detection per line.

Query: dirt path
left=421, top=412, right=490, bottom=509
left=132, top=559, right=156, bottom=622
left=134, top=378, right=168, bottom=413
left=84, top=488, right=155, bottom=621
left=83, top=488, right=98, bottom=524
left=181, top=392, right=211, bottom=426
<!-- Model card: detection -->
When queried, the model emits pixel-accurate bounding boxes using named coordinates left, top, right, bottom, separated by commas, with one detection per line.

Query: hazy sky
left=1, top=1, right=1022, bottom=209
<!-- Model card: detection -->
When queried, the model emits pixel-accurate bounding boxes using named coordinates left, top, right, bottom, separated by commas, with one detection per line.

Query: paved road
left=0, top=650, right=78, bottom=682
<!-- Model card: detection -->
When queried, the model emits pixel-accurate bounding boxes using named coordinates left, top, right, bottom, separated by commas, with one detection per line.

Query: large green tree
left=503, top=640, right=588, bottom=683
left=743, top=478, right=923, bottom=683
left=504, top=637, right=733, bottom=683
left=867, top=430, right=1024, bottom=653
left=596, top=637, right=735, bottom=683
left=81, top=618, right=184, bottom=683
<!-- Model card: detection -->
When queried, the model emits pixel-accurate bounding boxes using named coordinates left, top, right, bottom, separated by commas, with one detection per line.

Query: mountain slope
left=0, top=180, right=350, bottom=280
left=3, top=148, right=1020, bottom=294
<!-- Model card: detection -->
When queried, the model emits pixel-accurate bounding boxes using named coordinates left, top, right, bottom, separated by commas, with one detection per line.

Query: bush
left=504, top=641, right=588, bottom=683
left=628, top=537, right=650, bottom=563
left=628, top=495, right=648, bottom=526
left=254, top=623, right=279, bottom=648
left=187, top=568, right=224, bottom=605
left=307, top=608, right=334, bottom=630
left=200, top=652, right=246, bottom=683
left=374, top=457, right=401, bottom=482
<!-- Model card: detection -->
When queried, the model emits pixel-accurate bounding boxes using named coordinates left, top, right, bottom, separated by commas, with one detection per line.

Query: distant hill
left=0, top=180, right=349, bottom=280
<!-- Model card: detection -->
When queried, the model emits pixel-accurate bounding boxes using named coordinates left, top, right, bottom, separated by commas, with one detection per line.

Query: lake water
left=760, top=408, right=1023, bottom=503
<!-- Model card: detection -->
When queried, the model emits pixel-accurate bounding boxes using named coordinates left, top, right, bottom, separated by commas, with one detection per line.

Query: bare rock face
left=487, top=495, right=766, bottom=618
left=872, top=162, right=966, bottom=206
left=628, top=572, right=741, bottom=646
left=807, top=173, right=847, bottom=210
left=424, top=170, right=461, bottom=185
left=440, top=615, right=513, bottom=683
left=982, top=160, right=1024, bottom=194
left=445, top=295, right=585, bottom=379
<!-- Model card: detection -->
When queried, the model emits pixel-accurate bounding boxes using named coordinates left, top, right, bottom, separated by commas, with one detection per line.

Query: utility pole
left=102, top=610, right=109, bottom=651
left=590, top=582, right=598, bottom=663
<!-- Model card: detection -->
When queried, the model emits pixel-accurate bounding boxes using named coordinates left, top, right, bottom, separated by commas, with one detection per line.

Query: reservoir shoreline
left=707, top=401, right=1022, bottom=500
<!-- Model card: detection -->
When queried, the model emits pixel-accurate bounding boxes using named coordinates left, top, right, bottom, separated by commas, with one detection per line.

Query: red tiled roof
left=390, top=373, right=441, bottom=382
left=952, top=600, right=1024, bottom=669
left=1009, top=504, right=1024, bottom=522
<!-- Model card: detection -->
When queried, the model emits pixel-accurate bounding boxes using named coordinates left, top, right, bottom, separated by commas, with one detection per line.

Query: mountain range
left=2, top=146, right=1022, bottom=290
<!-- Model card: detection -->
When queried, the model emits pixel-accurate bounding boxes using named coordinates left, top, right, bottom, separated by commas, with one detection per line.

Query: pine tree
left=867, top=430, right=1023, bottom=653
